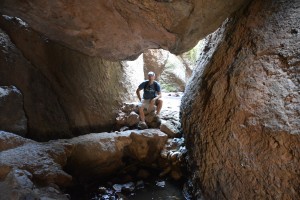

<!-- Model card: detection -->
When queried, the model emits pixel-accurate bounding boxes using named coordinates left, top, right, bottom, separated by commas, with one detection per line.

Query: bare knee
left=156, top=98, right=163, bottom=106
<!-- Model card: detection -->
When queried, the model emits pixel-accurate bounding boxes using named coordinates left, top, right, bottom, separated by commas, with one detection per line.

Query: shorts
left=138, top=99, right=158, bottom=110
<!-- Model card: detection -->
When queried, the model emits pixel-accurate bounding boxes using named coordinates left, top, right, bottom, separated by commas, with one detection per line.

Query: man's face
left=148, top=75, right=155, bottom=81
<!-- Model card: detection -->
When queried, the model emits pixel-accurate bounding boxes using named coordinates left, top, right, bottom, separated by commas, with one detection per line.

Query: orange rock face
left=181, top=0, right=300, bottom=199
left=0, top=0, right=249, bottom=60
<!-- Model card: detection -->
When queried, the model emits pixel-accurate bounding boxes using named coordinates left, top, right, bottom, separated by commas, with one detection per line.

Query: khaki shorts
left=138, top=99, right=158, bottom=111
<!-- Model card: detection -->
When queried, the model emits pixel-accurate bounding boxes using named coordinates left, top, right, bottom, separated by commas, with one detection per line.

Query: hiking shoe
left=138, top=121, right=148, bottom=130
left=156, top=113, right=161, bottom=118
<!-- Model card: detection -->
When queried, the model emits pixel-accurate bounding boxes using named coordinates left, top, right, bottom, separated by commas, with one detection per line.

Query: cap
left=148, top=71, right=155, bottom=76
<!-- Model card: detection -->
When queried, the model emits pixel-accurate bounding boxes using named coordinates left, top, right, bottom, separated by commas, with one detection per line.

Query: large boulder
left=181, top=0, right=300, bottom=199
left=143, top=49, right=169, bottom=80
left=0, top=0, right=250, bottom=60
left=0, top=129, right=168, bottom=198
left=143, top=44, right=202, bottom=92
left=0, top=86, right=27, bottom=136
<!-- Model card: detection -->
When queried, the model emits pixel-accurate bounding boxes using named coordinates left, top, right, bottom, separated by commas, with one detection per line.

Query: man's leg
left=156, top=98, right=163, bottom=115
left=139, top=105, right=145, bottom=122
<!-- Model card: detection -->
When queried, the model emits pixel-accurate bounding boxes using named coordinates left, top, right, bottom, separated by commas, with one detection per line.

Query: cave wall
left=0, top=16, right=141, bottom=141
left=181, top=0, right=300, bottom=199
left=0, top=0, right=251, bottom=141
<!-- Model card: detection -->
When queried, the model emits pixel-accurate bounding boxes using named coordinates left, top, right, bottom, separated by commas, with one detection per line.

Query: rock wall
left=181, top=0, right=300, bottom=199
left=0, top=16, right=140, bottom=141
left=0, top=0, right=250, bottom=59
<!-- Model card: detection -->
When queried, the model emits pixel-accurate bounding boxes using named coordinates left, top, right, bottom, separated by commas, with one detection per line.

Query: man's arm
left=150, top=91, right=162, bottom=105
left=136, top=88, right=142, bottom=101
left=154, top=91, right=162, bottom=100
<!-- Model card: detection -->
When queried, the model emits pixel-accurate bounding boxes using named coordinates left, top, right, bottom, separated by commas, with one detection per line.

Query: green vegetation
left=186, top=48, right=198, bottom=64
left=161, top=83, right=177, bottom=92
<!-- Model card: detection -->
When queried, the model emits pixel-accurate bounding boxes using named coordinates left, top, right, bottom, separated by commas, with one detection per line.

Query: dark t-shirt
left=138, top=80, right=161, bottom=99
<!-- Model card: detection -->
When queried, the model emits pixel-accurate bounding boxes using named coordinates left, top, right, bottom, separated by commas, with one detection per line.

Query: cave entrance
left=63, top=41, right=206, bottom=199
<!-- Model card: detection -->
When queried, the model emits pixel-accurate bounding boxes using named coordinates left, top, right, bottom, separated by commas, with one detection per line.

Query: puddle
left=67, top=168, right=187, bottom=200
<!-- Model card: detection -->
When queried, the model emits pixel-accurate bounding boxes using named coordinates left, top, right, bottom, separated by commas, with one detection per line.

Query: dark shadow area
left=64, top=156, right=187, bottom=200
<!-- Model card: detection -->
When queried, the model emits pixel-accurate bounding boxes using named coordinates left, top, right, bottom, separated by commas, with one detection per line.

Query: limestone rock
left=0, top=86, right=27, bottom=136
left=0, top=0, right=250, bottom=60
left=181, top=0, right=300, bottom=199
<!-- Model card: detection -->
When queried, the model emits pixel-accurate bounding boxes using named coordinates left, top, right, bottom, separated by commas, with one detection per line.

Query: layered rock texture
left=181, top=0, right=300, bottom=199
left=0, top=0, right=249, bottom=59
left=0, top=16, right=142, bottom=141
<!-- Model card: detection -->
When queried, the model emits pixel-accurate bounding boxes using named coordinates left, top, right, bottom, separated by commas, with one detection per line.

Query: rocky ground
left=0, top=92, right=186, bottom=199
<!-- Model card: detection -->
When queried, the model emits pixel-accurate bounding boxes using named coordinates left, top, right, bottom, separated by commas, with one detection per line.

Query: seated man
left=136, top=71, right=163, bottom=125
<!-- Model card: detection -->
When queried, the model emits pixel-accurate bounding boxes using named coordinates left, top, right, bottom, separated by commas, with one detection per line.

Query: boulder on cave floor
left=0, top=129, right=168, bottom=198
left=115, top=101, right=182, bottom=137
left=0, top=86, right=27, bottom=137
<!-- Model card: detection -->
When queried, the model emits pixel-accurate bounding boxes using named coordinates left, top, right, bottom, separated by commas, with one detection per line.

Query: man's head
left=148, top=71, right=155, bottom=81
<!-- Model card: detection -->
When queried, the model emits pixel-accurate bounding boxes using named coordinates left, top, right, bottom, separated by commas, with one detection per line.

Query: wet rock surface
left=72, top=173, right=186, bottom=200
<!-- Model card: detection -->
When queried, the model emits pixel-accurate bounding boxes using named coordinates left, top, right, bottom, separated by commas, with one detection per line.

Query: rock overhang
left=0, top=0, right=250, bottom=60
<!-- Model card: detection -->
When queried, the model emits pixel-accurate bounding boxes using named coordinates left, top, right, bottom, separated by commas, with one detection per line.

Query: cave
left=0, top=0, right=299, bottom=199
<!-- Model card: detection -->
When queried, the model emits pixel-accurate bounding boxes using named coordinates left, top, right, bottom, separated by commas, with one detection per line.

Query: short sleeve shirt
left=138, top=80, right=161, bottom=100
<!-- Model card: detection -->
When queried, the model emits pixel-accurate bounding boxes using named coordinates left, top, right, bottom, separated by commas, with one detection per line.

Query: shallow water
left=129, top=177, right=185, bottom=200
left=68, top=171, right=186, bottom=200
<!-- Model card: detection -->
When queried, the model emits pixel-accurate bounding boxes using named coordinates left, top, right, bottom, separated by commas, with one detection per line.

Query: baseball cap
left=148, top=71, right=155, bottom=76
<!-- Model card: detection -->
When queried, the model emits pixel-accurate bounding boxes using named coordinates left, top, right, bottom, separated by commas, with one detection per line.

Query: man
left=136, top=71, right=163, bottom=125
